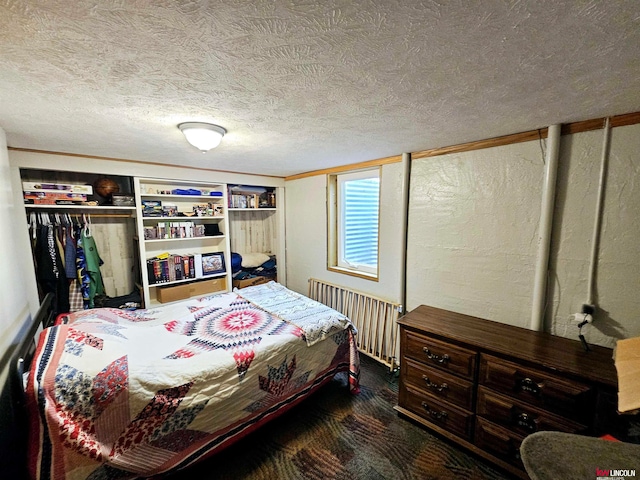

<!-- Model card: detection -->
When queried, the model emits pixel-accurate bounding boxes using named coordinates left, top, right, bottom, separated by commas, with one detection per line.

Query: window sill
left=327, top=266, right=378, bottom=282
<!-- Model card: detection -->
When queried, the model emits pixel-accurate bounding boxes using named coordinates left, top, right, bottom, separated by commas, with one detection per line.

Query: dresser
left=395, top=305, right=619, bottom=479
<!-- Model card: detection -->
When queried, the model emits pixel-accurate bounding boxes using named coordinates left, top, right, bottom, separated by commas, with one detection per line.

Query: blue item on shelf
left=171, top=188, right=202, bottom=195
left=209, top=191, right=223, bottom=196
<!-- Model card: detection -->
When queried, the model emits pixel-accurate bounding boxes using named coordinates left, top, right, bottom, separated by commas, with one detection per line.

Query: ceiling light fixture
left=178, top=122, right=226, bottom=152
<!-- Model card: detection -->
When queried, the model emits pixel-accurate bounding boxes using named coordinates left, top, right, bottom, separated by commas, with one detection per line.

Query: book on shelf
left=146, top=252, right=225, bottom=285
left=228, top=186, right=276, bottom=209
left=147, top=221, right=198, bottom=240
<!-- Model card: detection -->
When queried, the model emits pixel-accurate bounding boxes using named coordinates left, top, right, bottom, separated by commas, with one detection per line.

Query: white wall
left=285, top=162, right=404, bottom=305
left=0, top=130, right=39, bottom=379
left=406, top=140, right=543, bottom=327
left=0, top=128, right=42, bottom=476
left=285, top=123, right=640, bottom=349
left=548, top=124, right=640, bottom=347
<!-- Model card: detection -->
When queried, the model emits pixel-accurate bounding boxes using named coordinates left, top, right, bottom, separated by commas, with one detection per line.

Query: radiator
left=308, top=278, right=401, bottom=371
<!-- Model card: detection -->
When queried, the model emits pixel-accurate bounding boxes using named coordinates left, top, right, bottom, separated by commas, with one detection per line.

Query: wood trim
left=411, top=129, right=548, bottom=160
left=610, top=111, right=640, bottom=128
left=326, top=266, right=379, bottom=282
left=8, top=147, right=284, bottom=179
left=412, top=110, right=640, bottom=161
left=285, top=154, right=402, bottom=181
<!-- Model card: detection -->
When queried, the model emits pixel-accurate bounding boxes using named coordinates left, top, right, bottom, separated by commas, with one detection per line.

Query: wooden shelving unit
left=134, top=177, right=232, bottom=307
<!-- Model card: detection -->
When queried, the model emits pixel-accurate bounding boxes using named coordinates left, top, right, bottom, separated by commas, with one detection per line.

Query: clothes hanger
left=83, top=213, right=92, bottom=237
left=30, top=212, right=37, bottom=239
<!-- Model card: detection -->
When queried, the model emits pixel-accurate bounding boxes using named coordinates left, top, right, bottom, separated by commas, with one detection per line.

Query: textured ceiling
left=1, top=1, right=639, bottom=177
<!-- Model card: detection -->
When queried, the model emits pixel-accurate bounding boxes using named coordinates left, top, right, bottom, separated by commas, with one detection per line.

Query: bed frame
left=7, top=293, right=55, bottom=478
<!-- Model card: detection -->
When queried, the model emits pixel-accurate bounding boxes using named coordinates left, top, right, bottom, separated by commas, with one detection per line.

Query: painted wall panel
left=0, top=130, right=38, bottom=368
left=228, top=210, right=277, bottom=255
left=89, top=217, right=137, bottom=297
left=0, top=128, right=41, bottom=476
left=549, top=124, right=640, bottom=348
left=406, top=141, right=544, bottom=328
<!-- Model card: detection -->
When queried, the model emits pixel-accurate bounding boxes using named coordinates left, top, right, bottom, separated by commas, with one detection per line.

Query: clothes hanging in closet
left=30, top=213, right=106, bottom=313
left=33, top=223, right=70, bottom=315
left=79, top=227, right=105, bottom=308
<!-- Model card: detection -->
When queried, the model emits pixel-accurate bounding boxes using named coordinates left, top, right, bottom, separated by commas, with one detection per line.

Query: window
left=328, top=168, right=380, bottom=279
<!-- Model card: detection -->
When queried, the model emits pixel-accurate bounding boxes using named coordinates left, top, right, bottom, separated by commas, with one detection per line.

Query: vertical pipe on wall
left=400, top=152, right=411, bottom=316
left=587, top=117, right=611, bottom=306
left=530, top=124, right=561, bottom=331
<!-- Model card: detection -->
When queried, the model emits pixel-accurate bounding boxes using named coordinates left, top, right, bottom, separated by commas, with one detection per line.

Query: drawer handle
left=422, top=375, right=448, bottom=392
left=519, top=377, right=543, bottom=395
left=422, top=347, right=450, bottom=364
left=421, top=402, right=448, bottom=420
left=515, top=412, right=538, bottom=432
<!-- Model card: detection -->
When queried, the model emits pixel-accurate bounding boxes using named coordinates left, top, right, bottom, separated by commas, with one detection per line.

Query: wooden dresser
left=395, top=305, right=619, bottom=479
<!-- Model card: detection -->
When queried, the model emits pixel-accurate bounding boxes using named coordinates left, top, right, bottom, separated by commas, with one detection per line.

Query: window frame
left=327, top=167, right=381, bottom=281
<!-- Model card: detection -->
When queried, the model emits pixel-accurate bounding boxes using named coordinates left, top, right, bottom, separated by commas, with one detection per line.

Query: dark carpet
left=167, top=355, right=511, bottom=479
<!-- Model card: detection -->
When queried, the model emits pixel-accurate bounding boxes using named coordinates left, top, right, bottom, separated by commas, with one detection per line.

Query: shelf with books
left=134, top=177, right=232, bottom=307
left=146, top=251, right=227, bottom=286
left=227, top=184, right=276, bottom=210
left=142, top=219, right=224, bottom=241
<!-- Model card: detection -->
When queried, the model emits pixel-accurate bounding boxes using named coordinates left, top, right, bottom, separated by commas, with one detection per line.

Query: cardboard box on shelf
left=157, top=278, right=227, bottom=303
left=189, top=278, right=226, bottom=296
left=156, top=283, right=191, bottom=303
left=232, top=276, right=275, bottom=289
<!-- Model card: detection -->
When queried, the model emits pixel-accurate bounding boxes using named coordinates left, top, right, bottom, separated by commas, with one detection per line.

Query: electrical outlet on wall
left=571, top=313, right=593, bottom=325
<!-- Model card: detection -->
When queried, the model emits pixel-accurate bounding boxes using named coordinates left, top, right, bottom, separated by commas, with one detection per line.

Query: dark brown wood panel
left=479, top=354, right=594, bottom=422
left=398, top=305, right=616, bottom=387
left=476, top=386, right=588, bottom=436
left=403, top=329, right=477, bottom=380
left=474, top=417, right=526, bottom=469
left=402, top=357, right=475, bottom=410
left=400, top=384, right=474, bottom=441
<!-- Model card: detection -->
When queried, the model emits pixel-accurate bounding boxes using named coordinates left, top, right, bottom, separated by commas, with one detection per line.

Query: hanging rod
left=26, top=212, right=134, bottom=219
left=78, top=213, right=134, bottom=218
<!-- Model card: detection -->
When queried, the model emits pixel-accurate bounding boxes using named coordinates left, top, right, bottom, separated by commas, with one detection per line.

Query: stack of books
left=23, top=182, right=92, bottom=205
left=143, top=222, right=205, bottom=240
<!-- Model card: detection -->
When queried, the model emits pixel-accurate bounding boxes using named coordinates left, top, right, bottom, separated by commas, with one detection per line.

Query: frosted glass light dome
left=178, top=122, right=226, bottom=152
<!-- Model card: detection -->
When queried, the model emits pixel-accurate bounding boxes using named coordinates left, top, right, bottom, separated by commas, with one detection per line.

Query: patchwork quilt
left=26, top=283, right=360, bottom=480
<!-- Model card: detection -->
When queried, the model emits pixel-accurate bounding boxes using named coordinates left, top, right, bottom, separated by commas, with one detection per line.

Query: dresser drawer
left=403, top=357, right=474, bottom=410
left=479, top=354, right=594, bottom=422
left=400, top=384, right=474, bottom=440
left=476, top=386, right=588, bottom=436
left=404, top=330, right=477, bottom=380
left=474, top=417, right=525, bottom=468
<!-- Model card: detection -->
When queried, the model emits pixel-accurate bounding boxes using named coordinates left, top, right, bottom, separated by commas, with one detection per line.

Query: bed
left=21, top=282, right=360, bottom=480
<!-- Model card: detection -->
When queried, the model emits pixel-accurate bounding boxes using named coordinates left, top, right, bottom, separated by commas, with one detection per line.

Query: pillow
left=240, top=252, right=271, bottom=268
